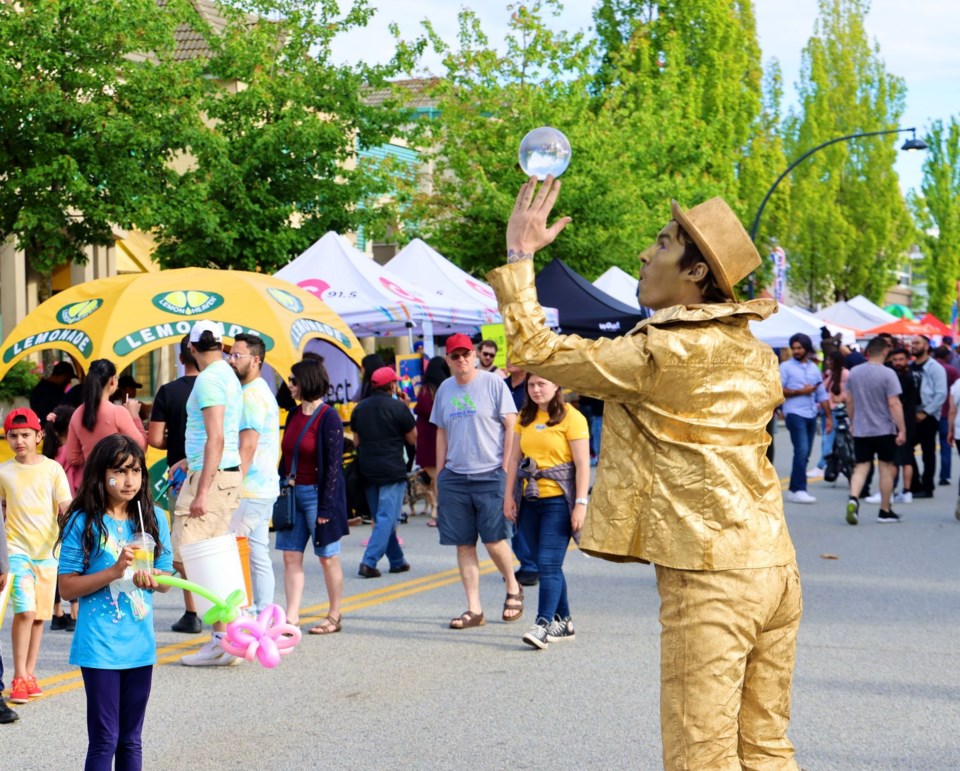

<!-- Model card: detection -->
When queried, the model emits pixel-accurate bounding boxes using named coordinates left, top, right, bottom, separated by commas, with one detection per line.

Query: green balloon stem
left=153, top=575, right=240, bottom=624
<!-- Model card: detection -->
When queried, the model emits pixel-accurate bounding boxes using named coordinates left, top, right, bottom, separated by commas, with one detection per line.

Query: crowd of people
left=781, top=329, right=960, bottom=523
left=0, top=313, right=591, bottom=766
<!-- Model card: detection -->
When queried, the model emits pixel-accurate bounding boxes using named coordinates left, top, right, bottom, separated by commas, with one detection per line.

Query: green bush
left=0, top=360, right=42, bottom=402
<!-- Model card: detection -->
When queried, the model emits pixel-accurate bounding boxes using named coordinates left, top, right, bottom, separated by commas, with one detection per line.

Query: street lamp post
left=747, top=127, right=927, bottom=299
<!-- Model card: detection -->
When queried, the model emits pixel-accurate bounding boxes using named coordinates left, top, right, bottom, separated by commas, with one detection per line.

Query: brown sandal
left=449, top=611, right=485, bottom=629
left=308, top=615, right=342, bottom=635
left=502, top=589, right=524, bottom=622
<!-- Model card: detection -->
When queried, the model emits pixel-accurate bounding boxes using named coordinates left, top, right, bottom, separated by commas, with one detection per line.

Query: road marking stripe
left=11, top=561, right=498, bottom=702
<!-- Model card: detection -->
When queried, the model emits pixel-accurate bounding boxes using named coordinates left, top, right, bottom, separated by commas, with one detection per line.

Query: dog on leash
left=404, top=469, right=436, bottom=520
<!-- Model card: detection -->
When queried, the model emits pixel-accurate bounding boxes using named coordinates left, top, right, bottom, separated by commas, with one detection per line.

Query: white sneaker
left=180, top=638, right=240, bottom=667
left=786, top=490, right=817, bottom=504
left=893, top=492, right=912, bottom=505
left=807, top=468, right=823, bottom=478
left=864, top=493, right=882, bottom=504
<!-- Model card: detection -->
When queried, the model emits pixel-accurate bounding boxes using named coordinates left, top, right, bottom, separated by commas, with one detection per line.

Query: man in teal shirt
left=228, top=333, right=280, bottom=614
left=174, top=320, right=244, bottom=667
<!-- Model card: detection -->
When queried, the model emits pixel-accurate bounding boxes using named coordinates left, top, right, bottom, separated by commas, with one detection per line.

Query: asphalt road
left=3, top=427, right=960, bottom=769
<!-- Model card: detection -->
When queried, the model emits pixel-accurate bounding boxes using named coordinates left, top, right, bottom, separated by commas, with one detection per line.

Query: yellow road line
left=13, top=561, right=497, bottom=702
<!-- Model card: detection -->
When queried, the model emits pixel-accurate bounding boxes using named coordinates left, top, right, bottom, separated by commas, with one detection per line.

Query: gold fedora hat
left=670, top=198, right=761, bottom=301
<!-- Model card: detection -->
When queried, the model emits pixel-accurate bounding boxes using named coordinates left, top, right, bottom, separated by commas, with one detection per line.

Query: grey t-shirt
left=847, top=362, right=902, bottom=437
left=430, top=370, right=517, bottom=474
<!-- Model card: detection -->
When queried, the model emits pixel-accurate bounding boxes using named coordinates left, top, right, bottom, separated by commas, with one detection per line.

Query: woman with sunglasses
left=275, top=359, right=349, bottom=635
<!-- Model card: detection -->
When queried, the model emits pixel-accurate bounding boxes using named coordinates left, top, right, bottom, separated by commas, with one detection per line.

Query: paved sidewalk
left=3, top=427, right=960, bottom=769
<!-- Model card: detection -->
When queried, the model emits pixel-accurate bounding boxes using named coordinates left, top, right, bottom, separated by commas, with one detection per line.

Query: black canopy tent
left=535, top=258, right=648, bottom=339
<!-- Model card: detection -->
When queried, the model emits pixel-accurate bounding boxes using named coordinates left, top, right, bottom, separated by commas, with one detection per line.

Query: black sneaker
left=877, top=509, right=901, bottom=524
left=846, top=498, right=859, bottom=526
left=0, top=696, right=19, bottom=724
left=940, top=479, right=952, bottom=486
left=64, top=615, right=76, bottom=632
left=50, top=614, right=66, bottom=631
left=515, top=570, right=540, bottom=587
left=546, top=615, right=576, bottom=643
left=171, top=612, right=202, bottom=634
left=522, top=619, right=551, bottom=650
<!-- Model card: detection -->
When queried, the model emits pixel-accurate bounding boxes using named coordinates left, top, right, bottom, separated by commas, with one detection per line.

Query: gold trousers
left=656, top=562, right=802, bottom=771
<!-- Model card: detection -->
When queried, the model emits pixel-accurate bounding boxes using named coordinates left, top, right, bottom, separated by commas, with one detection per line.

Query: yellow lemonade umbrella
left=0, top=268, right=362, bottom=380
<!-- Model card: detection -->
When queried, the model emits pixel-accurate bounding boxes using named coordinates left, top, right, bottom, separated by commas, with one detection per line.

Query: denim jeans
left=589, top=414, right=603, bottom=459
left=511, top=529, right=539, bottom=577
left=231, top=497, right=276, bottom=613
left=518, top=495, right=572, bottom=621
left=785, top=413, right=817, bottom=492
left=939, top=416, right=952, bottom=482
left=362, top=482, right=407, bottom=570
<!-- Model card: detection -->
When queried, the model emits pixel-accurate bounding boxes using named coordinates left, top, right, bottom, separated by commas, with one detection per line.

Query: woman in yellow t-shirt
left=504, top=375, right=590, bottom=650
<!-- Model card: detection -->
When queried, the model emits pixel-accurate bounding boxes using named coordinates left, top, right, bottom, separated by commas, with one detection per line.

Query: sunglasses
left=225, top=352, right=254, bottom=361
left=480, top=351, right=495, bottom=357
left=287, top=376, right=297, bottom=385
left=448, top=351, right=472, bottom=361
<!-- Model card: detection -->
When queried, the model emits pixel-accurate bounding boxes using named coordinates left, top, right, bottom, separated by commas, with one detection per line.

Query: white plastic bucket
left=180, top=534, right=249, bottom=615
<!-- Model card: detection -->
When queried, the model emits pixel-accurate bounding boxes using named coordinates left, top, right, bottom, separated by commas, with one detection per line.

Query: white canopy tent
left=592, top=266, right=641, bottom=310
left=751, top=304, right=858, bottom=348
left=275, top=232, right=495, bottom=342
left=815, top=296, right=894, bottom=330
left=847, top=295, right=898, bottom=325
left=386, top=238, right=560, bottom=328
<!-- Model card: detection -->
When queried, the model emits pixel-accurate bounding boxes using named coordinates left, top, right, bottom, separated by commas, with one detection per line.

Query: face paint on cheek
left=109, top=478, right=117, bottom=487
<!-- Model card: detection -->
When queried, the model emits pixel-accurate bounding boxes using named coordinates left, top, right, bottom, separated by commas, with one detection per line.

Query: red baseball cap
left=370, top=366, right=399, bottom=388
left=4, top=407, right=42, bottom=433
left=445, top=333, right=474, bottom=354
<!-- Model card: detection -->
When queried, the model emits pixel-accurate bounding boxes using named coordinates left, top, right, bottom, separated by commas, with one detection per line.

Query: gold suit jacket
left=488, top=260, right=795, bottom=570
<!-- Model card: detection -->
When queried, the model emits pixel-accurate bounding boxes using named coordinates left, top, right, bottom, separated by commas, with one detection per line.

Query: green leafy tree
left=150, top=0, right=424, bottom=272
left=409, top=0, right=775, bottom=283
left=0, top=0, right=200, bottom=272
left=408, top=1, right=648, bottom=279
left=781, top=0, right=913, bottom=307
left=588, top=0, right=782, bottom=291
left=911, top=118, right=960, bottom=320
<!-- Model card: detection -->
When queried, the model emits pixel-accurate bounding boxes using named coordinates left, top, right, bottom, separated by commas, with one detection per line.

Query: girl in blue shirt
left=57, top=434, right=172, bottom=771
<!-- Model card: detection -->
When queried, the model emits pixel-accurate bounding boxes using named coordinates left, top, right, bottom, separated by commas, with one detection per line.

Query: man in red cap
left=0, top=408, right=72, bottom=706
left=430, top=333, right=522, bottom=629
left=351, top=366, right=416, bottom=577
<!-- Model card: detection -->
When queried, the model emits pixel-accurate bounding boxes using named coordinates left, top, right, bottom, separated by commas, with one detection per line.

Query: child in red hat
left=0, top=408, right=72, bottom=706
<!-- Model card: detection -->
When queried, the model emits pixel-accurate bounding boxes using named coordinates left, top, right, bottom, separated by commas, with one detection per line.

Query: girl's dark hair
left=42, top=404, right=76, bottom=460
left=422, top=356, right=450, bottom=393
left=291, top=358, right=330, bottom=402
left=518, top=375, right=567, bottom=427
left=359, top=354, right=386, bottom=400
left=828, top=350, right=845, bottom=396
left=56, top=434, right=162, bottom=568
left=675, top=225, right=729, bottom=303
left=81, top=359, right=117, bottom=432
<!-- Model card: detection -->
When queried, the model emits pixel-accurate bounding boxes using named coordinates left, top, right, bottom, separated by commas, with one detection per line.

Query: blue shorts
left=436, top=467, right=513, bottom=546
left=274, top=485, right=341, bottom=559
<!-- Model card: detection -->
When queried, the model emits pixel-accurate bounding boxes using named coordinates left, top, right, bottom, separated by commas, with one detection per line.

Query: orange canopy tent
left=864, top=318, right=942, bottom=337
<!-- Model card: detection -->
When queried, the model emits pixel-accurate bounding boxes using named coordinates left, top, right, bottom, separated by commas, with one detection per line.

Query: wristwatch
left=574, top=497, right=589, bottom=506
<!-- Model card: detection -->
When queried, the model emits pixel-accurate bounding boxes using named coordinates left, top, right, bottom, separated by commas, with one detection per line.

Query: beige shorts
left=172, top=468, right=242, bottom=563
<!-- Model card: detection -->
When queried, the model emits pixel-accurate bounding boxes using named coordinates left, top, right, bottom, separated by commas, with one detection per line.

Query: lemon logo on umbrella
left=56, top=299, right=103, bottom=325
left=266, top=287, right=304, bottom=314
left=152, top=291, right=224, bottom=316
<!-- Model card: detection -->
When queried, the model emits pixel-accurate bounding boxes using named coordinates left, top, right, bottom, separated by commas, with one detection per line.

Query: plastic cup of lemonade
left=129, top=533, right=155, bottom=573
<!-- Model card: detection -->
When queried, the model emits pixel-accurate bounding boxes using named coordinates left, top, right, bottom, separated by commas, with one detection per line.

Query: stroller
left=823, top=403, right=855, bottom=484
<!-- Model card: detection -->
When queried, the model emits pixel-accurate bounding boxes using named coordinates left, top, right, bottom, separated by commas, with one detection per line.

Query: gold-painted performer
left=488, top=177, right=801, bottom=771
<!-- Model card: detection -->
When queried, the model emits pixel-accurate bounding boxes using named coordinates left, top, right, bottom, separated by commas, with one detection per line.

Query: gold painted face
left=638, top=221, right=701, bottom=310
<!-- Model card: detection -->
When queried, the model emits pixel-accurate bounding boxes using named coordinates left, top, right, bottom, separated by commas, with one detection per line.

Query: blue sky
left=330, top=1, right=960, bottom=195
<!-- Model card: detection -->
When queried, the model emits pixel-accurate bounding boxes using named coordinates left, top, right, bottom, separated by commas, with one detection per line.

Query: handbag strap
left=287, top=404, right=328, bottom=481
